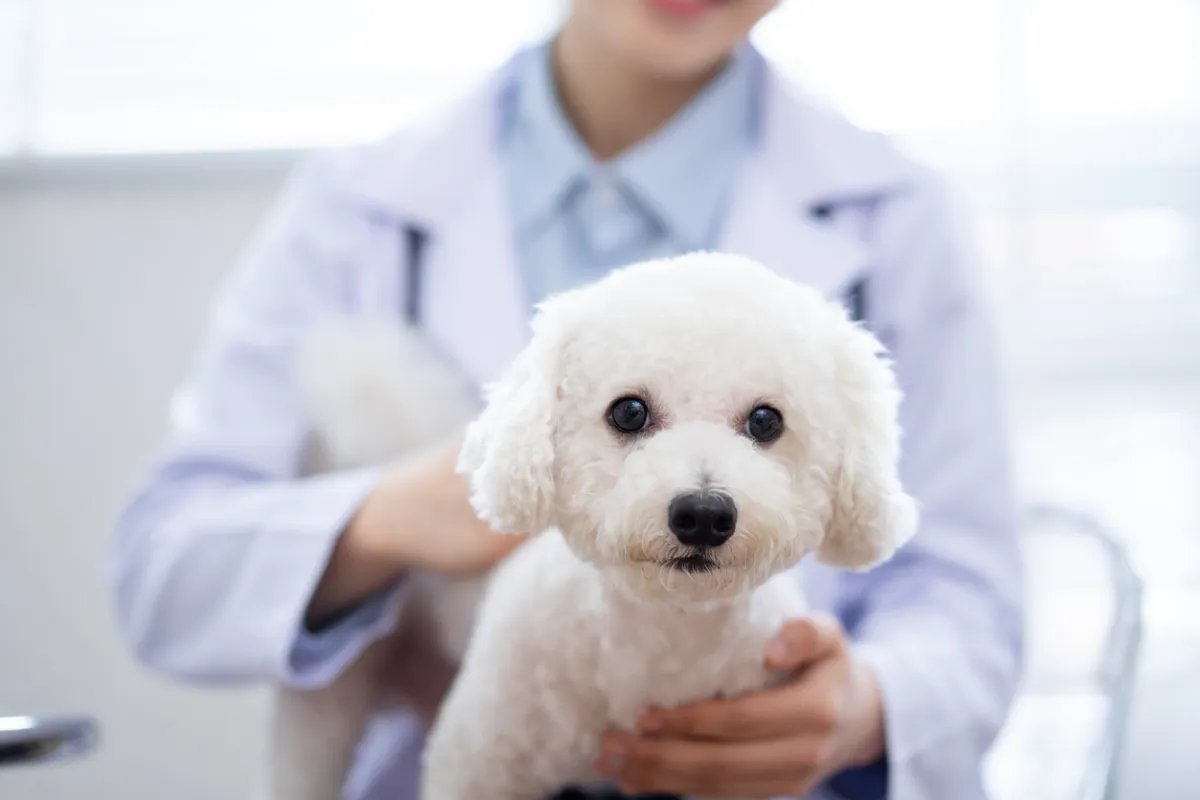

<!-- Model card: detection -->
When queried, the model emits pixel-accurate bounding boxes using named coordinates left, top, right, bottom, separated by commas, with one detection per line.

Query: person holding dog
left=110, top=1, right=1024, bottom=798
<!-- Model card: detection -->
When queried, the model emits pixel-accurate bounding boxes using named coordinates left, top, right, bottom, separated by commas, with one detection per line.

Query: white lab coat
left=110, top=48, right=1024, bottom=800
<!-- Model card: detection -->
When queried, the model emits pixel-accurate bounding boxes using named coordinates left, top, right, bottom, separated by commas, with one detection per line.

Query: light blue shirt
left=502, top=42, right=760, bottom=305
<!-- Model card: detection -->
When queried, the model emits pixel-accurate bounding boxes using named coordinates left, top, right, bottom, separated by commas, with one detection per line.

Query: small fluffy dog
left=271, top=252, right=918, bottom=800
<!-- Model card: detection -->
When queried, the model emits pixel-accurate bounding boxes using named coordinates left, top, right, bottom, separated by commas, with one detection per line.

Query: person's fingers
left=597, top=732, right=827, bottom=797
left=637, top=668, right=843, bottom=742
left=635, top=618, right=846, bottom=742
left=638, top=683, right=800, bottom=741
left=763, top=613, right=844, bottom=671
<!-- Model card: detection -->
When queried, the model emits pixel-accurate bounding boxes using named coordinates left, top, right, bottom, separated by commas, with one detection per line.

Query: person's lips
left=644, top=0, right=719, bottom=21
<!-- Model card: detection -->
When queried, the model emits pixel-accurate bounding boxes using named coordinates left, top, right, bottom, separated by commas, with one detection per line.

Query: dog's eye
left=745, top=406, right=784, bottom=444
left=608, top=397, right=650, bottom=434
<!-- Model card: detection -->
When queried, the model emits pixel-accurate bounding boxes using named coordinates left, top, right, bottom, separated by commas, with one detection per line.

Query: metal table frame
left=0, top=714, right=98, bottom=768
left=1012, top=503, right=1145, bottom=800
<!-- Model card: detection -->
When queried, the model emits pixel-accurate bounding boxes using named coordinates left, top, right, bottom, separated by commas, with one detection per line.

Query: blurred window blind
left=1, top=0, right=1196, bottom=312
left=0, top=0, right=560, bottom=156
left=2, top=0, right=1195, bottom=158
left=765, top=0, right=1199, bottom=163
left=759, top=0, right=1200, bottom=307
left=0, top=0, right=25, bottom=153
left=1, top=0, right=1196, bottom=159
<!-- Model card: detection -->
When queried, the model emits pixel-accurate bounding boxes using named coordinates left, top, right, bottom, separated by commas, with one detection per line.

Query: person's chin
left=621, top=37, right=726, bottom=80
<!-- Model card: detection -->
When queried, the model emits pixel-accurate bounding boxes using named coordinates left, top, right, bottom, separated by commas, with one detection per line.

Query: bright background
left=1, top=1, right=1198, bottom=798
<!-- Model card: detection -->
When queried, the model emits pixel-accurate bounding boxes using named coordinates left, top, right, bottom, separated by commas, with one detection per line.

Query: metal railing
left=0, top=714, right=98, bottom=769
left=1023, top=503, right=1144, bottom=800
left=987, top=503, right=1145, bottom=800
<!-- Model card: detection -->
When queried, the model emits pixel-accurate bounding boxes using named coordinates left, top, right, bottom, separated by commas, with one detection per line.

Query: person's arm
left=303, top=434, right=522, bottom=629
left=826, top=172, right=1025, bottom=799
left=110, top=153, right=415, bottom=689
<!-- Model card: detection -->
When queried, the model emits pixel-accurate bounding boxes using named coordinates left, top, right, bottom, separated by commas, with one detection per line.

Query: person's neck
left=551, top=26, right=727, bottom=161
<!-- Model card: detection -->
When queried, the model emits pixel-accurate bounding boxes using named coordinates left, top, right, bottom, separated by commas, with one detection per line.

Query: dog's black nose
left=668, top=492, right=737, bottom=548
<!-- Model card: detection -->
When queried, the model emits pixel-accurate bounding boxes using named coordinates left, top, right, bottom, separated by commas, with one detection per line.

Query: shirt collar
left=501, top=43, right=591, bottom=233
left=502, top=41, right=760, bottom=249
left=617, top=44, right=759, bottom=249
left=348, top=44, right=917, bottom=233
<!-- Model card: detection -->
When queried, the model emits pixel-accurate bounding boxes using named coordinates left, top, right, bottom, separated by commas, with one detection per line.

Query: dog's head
left=458, top=252, right=918, bottom=604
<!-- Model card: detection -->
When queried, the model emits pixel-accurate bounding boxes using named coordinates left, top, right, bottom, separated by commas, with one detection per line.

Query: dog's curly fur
left=270, top=252, right=918, bottom=800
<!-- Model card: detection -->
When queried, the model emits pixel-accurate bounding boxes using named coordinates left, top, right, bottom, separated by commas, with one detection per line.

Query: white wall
left=1, top=159, right=290, bottom=800
left=1, top=155, right=1197, bottom=799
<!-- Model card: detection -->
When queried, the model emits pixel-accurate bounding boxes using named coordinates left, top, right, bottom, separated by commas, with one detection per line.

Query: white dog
left=271, top=252, right=918, bottom=800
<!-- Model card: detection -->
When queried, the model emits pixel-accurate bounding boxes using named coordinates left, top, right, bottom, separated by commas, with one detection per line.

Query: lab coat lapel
left=351, top=57, right=531, bottom=389
left=719, top=51, right=915, bottom=299
left=348, top=47, right=919, bottom=387
left=717, top=153, right=869, bottom=298
left=419, top=153, right=528, bottom=390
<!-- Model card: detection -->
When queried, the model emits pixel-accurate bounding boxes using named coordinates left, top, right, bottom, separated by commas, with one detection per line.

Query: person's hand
left=362, top=429, right=527, bottom=575
left=594, top=614, right=885, bottom=798
left=305, top=430, right=527, bottom=627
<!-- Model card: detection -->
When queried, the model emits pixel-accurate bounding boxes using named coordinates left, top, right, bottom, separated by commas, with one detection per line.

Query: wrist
left=843, top=660, right=887, bottom=768
left=303, top=467, right=414, bottom=629
left=346, top=458, right=435, bottom=573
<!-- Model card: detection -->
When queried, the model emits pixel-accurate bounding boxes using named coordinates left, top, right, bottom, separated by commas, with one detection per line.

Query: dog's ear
left=816, top=323, right=920, bottom=570
left=456, top=297, right=576, bottom=536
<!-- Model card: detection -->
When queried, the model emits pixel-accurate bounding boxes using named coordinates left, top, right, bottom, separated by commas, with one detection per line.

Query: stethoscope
left=396, top=42, right=871, bottom=332
left=396, top=206, right=870, bottom=331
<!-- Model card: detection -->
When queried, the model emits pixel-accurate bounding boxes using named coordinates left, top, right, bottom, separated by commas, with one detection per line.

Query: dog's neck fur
left=588, top=567, right=798, bottom=725
left=599, top=574, right=756, bottom=623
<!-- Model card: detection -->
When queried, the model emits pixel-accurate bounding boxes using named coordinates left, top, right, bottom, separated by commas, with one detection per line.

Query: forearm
left=303, top=516, right=405, bottom=630
left=304, top=455, right=442, bottom=628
